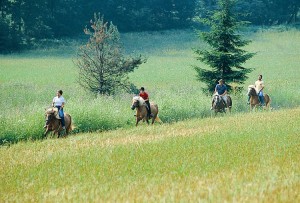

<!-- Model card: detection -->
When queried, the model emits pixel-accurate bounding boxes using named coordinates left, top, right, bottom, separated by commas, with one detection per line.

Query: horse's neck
left=250, top=89, right=258, bottom=97
left=138, top=104, right=146, bottom=110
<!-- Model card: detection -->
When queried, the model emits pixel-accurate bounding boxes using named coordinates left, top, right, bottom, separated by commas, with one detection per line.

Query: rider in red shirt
left=139, top=87, right=152, bottom=118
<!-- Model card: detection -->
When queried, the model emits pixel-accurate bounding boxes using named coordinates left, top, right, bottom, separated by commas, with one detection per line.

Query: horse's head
left=131, top=96, right=141, bottom=110
left=247, top=85, right=256, bottom=96
left=44, top=107, right=58, bottom=123
left=212, top=94, right=222, bottom=109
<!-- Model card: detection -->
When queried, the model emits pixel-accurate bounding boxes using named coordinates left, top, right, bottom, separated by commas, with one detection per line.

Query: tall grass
left=1, top=108, right=299, bottom=202
left=0, top=28, right=300, bottom=144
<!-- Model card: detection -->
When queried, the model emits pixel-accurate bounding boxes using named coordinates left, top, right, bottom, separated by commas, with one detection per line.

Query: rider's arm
left=221, top=90, right=227, bottom=96
left=61, top=102, right=65, bottom=109
left=144, top=92, right=149, bottom=101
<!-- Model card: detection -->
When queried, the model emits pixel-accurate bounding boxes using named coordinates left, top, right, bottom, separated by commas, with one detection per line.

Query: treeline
left=0, top=0, right=299, bottom=52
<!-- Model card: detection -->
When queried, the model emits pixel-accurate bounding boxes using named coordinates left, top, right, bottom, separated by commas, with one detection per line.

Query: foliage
left=194, top=0, right=255, bottom=93
left=1, top=0, right=299, bottom=52
left=75, top=13, right=145, bottom=95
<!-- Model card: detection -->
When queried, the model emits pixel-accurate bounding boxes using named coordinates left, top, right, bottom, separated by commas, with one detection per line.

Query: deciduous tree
left=75, top=13, right=145, bottom=95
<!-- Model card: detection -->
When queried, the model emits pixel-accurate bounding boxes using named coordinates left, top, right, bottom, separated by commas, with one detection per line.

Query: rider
left=211, top=79, right=228, bottom=110
left=139, top=87, right=152, bottom=118
left=255, top=74, right=265, bottom=106
left=44, top=90, right=66, bottom=129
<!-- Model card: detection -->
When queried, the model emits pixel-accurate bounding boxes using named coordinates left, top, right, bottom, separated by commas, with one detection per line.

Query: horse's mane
left=133, top=96, right=146, bottom=106
left=46, top=107, right=58, bottom=115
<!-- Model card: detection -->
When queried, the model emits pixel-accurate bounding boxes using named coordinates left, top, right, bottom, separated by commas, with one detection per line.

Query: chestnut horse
left=131, top=96, right=161, bottom=126
left=44, top=107, right=72, bottom=138
left=247, top=85, right=271, bottom=111
left=212, top=94, right=232, bottom=116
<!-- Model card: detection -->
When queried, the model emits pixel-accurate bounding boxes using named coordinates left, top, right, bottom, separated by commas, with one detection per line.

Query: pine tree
left=75, top=13, right=145, bottom=95
left=194, top=0, right=255, bottom=94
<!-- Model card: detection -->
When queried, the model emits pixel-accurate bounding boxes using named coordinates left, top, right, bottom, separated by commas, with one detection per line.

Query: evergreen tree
left=194, top=0, right=255, bottom=93
left=75, top=13, right=145, bottom=95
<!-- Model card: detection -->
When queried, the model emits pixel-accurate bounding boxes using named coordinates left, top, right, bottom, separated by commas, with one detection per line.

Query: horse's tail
left=155, top=115, right=163, bottom=123
left=153, top=104, right=162, bottom=123
left=266, top=94, right=271, bottom=108
left=66, top=114, right=74, bottom=133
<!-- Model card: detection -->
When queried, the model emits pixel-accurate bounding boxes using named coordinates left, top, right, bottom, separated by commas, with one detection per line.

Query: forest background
left=1, top=0, right=299, bottom=52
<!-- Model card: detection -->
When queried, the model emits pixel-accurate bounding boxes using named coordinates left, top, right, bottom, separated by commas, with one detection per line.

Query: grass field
left=0, top=27, right=300, bottom=201
left=1, top=108, right=299, bottom=202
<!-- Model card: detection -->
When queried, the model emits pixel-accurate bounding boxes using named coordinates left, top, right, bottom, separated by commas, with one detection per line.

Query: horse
left=212, top=94, right=232, bottom=116
left=44, top=107, right=72, bottom=138
left=131, top=96, right=161, bottom=126
left=247, top=85, right=271, bottom=111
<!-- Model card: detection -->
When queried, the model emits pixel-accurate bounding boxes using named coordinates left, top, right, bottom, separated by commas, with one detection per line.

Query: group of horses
left=43, top=85, right=271, bottom=137
left=211, top=85, right=271, bottom=115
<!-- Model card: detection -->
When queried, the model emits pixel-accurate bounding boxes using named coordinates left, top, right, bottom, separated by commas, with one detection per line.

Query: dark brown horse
left=44, top=107, right=72, bottom=138
left=131, top=96, right=161, bottom=126
left=247, top=85, right=271, bottom=111
left=212, top=94, right=232, bottom=116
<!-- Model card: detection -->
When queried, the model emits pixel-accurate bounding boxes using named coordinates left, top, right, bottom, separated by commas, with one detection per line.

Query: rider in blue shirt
left=211, top=79, right=228, bottom=110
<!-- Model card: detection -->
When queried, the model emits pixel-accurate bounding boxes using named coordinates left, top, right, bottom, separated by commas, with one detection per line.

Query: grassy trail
left=1, top=108, right=299, bottom=202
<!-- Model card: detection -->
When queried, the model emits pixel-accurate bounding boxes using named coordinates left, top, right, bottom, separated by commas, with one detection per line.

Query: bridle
left=131, top=99, right=139, bottom=110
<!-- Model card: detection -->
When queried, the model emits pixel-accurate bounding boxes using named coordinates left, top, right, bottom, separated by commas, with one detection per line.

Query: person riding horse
left=139, top=87, right=153, bottom=118
left=44, top=90, right=66, bottom=130
left=211, top=79, right=228, bottom=110
left=248, top=74, right=265, bottom=106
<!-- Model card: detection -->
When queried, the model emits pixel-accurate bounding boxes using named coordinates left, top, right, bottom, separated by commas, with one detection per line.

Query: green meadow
left=1, top=28, right=300, bottom=144
left=0, top=29, right=300, bottom=144
left=1, top=108, right=299, bottom=202
left=0, top=28, right=300, bottom=201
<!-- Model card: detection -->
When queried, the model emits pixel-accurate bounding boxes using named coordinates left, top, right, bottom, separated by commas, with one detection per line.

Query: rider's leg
left=59, top=108, right=65, bottom=129
left=258, top=91, right=265, bottom=106
left=145, top=101, right=152, bottom=117
left=221, top=95, right=228, bottom=107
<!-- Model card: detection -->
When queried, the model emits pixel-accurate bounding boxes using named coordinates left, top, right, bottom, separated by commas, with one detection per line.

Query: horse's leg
left=44, top=129, right=50, bottom=138
left=151, top=115, right=157, bottom=125
left=136, top=117, right=141, bottom=127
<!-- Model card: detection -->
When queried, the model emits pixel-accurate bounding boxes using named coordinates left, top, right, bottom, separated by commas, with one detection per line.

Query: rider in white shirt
left=248, top=75, right=265, bottom=106
left=44, top=90, right=66, bottom=129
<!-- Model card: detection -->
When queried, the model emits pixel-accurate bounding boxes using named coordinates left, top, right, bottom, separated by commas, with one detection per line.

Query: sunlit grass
left=1, top=108, right=299, bottom=202
left=0, top=28, right=300, bottom=144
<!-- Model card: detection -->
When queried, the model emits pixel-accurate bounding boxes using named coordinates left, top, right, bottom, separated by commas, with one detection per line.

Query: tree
left=75, top=13, right=145, bottom=95
left=194, top=0, right=255, bottom=93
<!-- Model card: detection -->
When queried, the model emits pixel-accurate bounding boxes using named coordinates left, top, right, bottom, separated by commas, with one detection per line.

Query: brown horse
left=212, top=94, right=232, bottom=116
left=44, top=107, right=72, bottom=138
left=131, top=96, right=161, bottom=126
left=247, top=85, right=271, bottom=111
